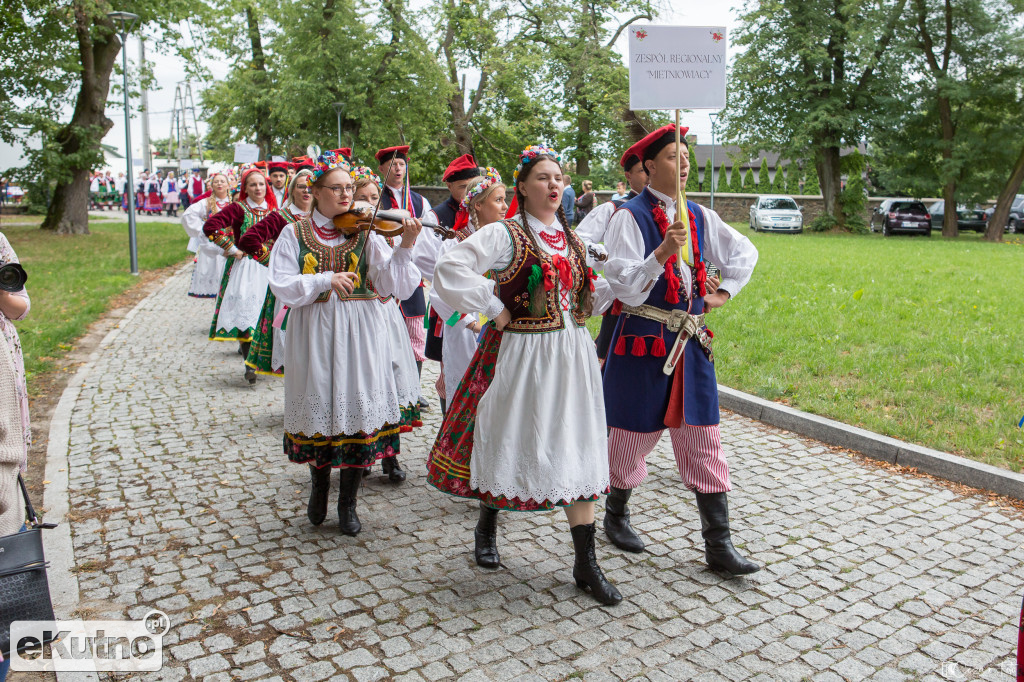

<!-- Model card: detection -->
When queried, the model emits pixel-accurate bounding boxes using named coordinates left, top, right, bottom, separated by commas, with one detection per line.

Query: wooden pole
left=675, top=110, right=693, bottom=266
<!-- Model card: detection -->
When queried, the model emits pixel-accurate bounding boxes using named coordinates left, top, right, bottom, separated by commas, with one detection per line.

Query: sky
left=99, top=0, right=743, bottom=172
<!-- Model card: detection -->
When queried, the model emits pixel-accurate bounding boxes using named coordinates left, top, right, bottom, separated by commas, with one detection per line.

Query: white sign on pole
left=628, top=25, right=727, bottom=111
left=233, top=143, right=260, bottom=164
left=270, top=155, right=286, bottom=162
left=179, top=159, right=194, bottom=171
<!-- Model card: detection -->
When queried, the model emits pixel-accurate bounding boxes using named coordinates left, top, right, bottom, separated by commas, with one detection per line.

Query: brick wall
left=411, top=187, right=972, bottom=227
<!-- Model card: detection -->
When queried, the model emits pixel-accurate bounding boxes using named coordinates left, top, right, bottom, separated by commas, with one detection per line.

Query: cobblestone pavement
left=62, top=265, right=1024, bottom=681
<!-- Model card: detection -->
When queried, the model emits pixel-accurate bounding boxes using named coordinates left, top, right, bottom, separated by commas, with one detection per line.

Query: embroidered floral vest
left=491, top=218, right=589, bottom=334
left=294, top=218, right=375, bottom=302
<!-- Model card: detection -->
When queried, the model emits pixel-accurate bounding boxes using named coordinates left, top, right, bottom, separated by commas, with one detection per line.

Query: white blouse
left=434, top=212, right=613, bottom=322
left=268, top=209, right=420, bottom=308
left=604, top=186, right=758, bottom=306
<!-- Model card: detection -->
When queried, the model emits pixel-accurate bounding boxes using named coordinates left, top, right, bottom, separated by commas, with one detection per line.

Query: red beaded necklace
left=538, top=228, right=567, bottom=251
left=312, top=219, right=341, bottom=242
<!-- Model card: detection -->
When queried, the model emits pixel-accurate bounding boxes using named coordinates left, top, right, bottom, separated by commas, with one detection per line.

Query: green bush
left=742, top=168, right=755, bottom=192
left=729, top=165, right=743, bottom=193
left=717, top=164, right=729, bottom=192
left=686, top=144, right=699, bottom=193
left=772, top=166, right=787, bottom=193
left=787, top=167, right=802, bottom=194
left=840, top=151, right=868, bottom=233
left=703, top=159, right=712, bottom=192
left=757, top=158, right=771, bottom=193
left=803, top=170, right=820, bottom=195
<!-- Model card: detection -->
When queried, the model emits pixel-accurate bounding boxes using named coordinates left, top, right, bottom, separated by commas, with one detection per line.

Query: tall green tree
left=871, top=0, right=1024, bottom=239
left=703, top=158, right=712, bottom=192
left=717, top=163, right=728, bottom=192
left=514, top=0, right=654, bottom=176
left=1, top=0, right=198, bottom=233
left=724, top=0, right=909, bottom=229
left=685, top=142, right=698, bottom=192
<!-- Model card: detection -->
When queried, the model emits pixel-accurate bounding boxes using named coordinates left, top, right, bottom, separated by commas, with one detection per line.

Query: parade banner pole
left=674, top=109, right=693, bottom=266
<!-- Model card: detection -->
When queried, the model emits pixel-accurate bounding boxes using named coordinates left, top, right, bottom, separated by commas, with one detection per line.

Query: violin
left=332, top=202, right=456, bottom=240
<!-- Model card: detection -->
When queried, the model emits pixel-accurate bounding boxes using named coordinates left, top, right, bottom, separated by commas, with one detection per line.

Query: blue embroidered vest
left=602, top=189, right=719, bottom=430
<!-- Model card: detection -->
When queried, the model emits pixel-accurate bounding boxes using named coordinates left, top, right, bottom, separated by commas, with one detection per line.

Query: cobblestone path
left=62, top=266, right=1024, bottom=681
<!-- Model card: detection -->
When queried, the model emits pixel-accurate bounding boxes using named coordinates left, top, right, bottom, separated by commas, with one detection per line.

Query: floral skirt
left=285, top=426, right=401, bottom=468
left=398, top=403, right=422, bottom=433
left=245, top=289, right=285, bottom=376
left=426, top=326, right=601, bottom=512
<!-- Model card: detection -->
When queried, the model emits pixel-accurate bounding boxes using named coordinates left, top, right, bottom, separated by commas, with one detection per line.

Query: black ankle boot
left=694, top=491, right=760, bottom=575
left=570, top=523, right=622, bottom=606
left=244, top=365, right=257, bottom=385
left=306, top=465, right=331, bottom=526
left=474, top=504, right=500, bottom=568
left=337, top=468, right=362, bottom=536
left=603, top=487, right=644, bottom=553
left=381, top=456, right=407, bottom=483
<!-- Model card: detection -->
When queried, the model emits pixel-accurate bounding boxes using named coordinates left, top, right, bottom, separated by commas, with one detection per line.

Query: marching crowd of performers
left=185, top=124, right=759, bottom=606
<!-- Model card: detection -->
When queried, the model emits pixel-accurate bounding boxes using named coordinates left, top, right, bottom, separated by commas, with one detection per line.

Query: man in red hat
left=267, top=160, right=290, bottom=208
left=376, top=144, right=438, bottom=411
left=424, top=154, right=483, bottom=402
left=577, top=145, right=650, bottom=363
left=291, top=156, right=315, bottom=172
left=600, top=124, right=761, bottom=576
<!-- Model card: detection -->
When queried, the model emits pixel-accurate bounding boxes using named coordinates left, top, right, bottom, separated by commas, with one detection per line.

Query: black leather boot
left=474, top=504, right=500, bottom=568
left=306, top=465, right=331, bottom=526
left=694, top=491, right=760, bottom=575
left=603, top=487, right=644, bottom=553
left=570, top=523, right=622, bottom=606
left=238, top=340, right=250, bottom=357
left=337, top=468, right=362, bottom=536
left=244, top=365, right=257, bottom=385
left=381, top=456, right=407, bottom=483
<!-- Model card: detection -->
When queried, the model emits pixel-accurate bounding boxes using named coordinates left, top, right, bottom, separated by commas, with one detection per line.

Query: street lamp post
left=709, top=112, right=719, bottom=212
left=332, top=102, right=344, bottom=149
left=108, top=11, right=141, bottom=275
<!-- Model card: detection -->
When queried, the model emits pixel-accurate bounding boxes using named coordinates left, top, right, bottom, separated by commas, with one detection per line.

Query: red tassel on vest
left=614, top=335, right=627, bottom=355
left=631, top=336, right=646, bottom=356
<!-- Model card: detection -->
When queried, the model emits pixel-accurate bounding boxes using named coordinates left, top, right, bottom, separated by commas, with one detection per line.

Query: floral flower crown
left=307, top=150, right=351, bottom=186
left=461, top=167, right=502, bottom=209
left=349, top=166, right=381, bottom=189
left=512, top=145, right=561, bottom=183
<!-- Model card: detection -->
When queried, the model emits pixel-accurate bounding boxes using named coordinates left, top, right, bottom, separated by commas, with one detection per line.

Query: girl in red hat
left=203, top=165, right=278, bottom=378
left=426, top=145, right=621, bottom=606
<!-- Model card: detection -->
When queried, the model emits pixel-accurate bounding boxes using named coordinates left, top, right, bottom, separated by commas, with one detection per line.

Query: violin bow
left=351, top=151, right=397, bottom=273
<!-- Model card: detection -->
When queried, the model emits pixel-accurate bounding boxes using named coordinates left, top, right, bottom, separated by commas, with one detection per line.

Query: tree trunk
left=984, top=142, right=1024, bottom=242
left=936, top=96, right=958, bottom=238
left=245, top=5, right=273, bottom=157
left=42, top=8, right=121, bottom=234
left=815, top=145, right=843, bottom=228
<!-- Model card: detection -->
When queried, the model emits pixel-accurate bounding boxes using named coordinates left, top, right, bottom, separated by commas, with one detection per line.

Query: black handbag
left=0, top=474, right=57, bottom=660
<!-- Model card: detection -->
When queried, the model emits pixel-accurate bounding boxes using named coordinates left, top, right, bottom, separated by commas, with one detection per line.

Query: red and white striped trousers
left=608, top=425, right=730, bottom=493
left=404, top=316, right=427, bottom=362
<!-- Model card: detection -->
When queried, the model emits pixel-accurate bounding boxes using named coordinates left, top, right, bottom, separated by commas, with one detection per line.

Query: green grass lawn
left=0, top=218, right=190, bottom=385
left=590, top=228, right=1024, bottom=470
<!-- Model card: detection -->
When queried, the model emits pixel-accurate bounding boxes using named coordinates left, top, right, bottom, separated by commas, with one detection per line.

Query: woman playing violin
left=267, top=150, right=422, bottom=535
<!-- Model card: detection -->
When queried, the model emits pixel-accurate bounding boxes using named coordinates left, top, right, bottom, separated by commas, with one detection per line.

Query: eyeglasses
left=323, top=185, right=354, bottom=197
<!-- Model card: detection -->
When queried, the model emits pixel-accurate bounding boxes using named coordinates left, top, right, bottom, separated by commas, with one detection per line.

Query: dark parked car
left=870, top=199, right=931, bottom=236
left=984, top=196, right=1024, bottom=233
left=927, top=201, right=987, bottom=232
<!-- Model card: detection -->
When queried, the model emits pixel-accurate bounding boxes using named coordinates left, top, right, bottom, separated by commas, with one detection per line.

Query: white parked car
left=749, top=195, right=803, bottom=233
